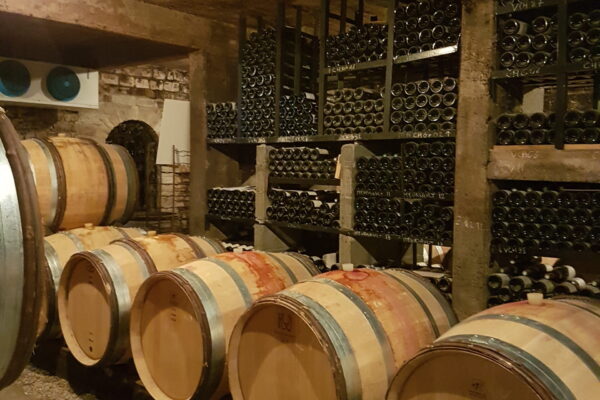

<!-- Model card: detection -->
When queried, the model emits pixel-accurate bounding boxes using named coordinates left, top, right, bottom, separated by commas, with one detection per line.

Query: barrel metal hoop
left=174, top=269, right=225, bottom=399
left=204, top=237, right=226, bottom=254
left=281, top=290, right=362, bottom=400
left=443, top=334, right=576, bottom=400
left=112, top=242, right=151, bottom=281
left=112, top=239, right=157, bottom=274
left=111, top=145, right=138, bottom=223
left=90, top=141, right=116, bottom=226
left=392, top=269, right=458, bottom=326
left=313, top=278, right=396, bottom=382
left=554, top=297, right=600, bottom=319
left=40, top=138, right=66, bottom=231
left=205, top=257, right=253, bottom=308
left=30, top=138, right=59, bottom=225
left=471, top=314, right=600, bottom=379
left=173, top=233, right=206, bottom=259
left=59, top=231, right=85, bottom=252
left=284, top=252, right=320, bottom=276
left=264, top=253, right=298, bottom=284
left=43, top=242, right=62, bottom=289
left=381, top=271, right=441, bottom=337
left=115, top=227, right=132, bottom=239
left=92, top=249, right=133, bottom=365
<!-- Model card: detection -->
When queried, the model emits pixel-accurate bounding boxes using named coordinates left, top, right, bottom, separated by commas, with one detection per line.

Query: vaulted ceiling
left=142, top=0, right=389, bottom=28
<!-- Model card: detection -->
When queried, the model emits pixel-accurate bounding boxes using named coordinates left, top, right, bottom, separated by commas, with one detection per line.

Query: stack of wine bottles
left=324, top=87, right=385, bottom=136
left=207, top=102, right=238, bottom=139
left=269, top=147, right=337, bottom=180
left=568, top=9, right=600, bottom=63
left=355, top=154, right=403, bottom=192
left=354, top=197, right=453, bottom=244
left=267, top=189, right=340, bottom=228
left=492, top=188, right=600, bottom=253
left=403, top=141, right=455, bottom=196
left=390, top=77, right=458, bottom=134
left=498, top=14, right=558, bottom=70
left=325, top=23, right=388, bottom=67
left=564, top=109, right=600, bottom=143
left=496, top=112, right=556, bottom=145
left=207, top=187, right=255, bottom=219
left=394, top=0, right=461, bottom=57
left=280, top=94, right=318, bottom=136
left=240, top=29, right=277, bottom=138
left=487, top=257, right=600, bottom=307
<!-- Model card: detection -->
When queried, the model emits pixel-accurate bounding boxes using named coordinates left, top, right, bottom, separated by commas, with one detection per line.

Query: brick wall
left=5, top=63, right=190, bottom=142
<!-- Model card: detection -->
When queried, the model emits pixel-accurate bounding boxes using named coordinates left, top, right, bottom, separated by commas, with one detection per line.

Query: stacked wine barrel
left=488, top=256, right=600, bottom=307
left=267, top=189, right=340, bottom=228
left=57, top=233, right=225, bottom=366
left=390, top=77, right=458, bottom=135
left=130, top=251, right=320, bottom=400
left=492, top=188, right=600, bottom=253
left=498, top=14, right=558, bottom=70
left=207, top=187, right=255, bottom=219
left=22, top=135, right=138, bottom=231
left=207, top=102, right=238, bottom=139
left=387, top=297, right=600, bottom=399
left=325, top=23, right=388, bottom=66
left=269, top=147, right=336, bottom=180
left=228, top=268, right=457, bottom=400
left=394, top=0, right=461, bottom=56
left=39, top=224, right=145, bottom=339
left=323, top=87, right=385, bottom=136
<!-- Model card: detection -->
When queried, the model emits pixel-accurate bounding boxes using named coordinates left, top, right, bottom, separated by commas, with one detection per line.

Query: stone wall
left=5, top=63, right=190, bottom=142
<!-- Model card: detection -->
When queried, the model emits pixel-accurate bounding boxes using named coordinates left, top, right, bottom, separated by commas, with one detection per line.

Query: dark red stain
left=320, top=269, right=437, bottom=367
left=215, top=252, right=288, bottom=299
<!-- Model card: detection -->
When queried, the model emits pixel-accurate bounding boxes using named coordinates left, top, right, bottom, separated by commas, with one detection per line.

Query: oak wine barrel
left=38, top=224, right=145, bottom=339
left=228, top=268, right=457, bottom=400
left=386, top=297, right=600, bottom=400
left=22, top=134, right=138, bottom=231
left=57, top=233, right=225, bottom=366
left=130, top=251, right=320, bottom=400
left=0, top=107, right=45, bottom=390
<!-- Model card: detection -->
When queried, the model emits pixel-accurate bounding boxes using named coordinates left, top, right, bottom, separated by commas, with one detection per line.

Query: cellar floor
left=0, top=367, right=93, bottom=400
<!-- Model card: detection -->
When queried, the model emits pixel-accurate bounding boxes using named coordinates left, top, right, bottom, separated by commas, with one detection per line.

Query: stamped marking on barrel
left=468, top=379, right=487, bottom=399
left=169, top=293, right=178, bottom=323
left=275, top=311, right=295, bottom=343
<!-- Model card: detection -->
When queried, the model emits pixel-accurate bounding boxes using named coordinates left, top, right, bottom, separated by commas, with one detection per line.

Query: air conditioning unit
left=0, top=57, right=99, bottom=110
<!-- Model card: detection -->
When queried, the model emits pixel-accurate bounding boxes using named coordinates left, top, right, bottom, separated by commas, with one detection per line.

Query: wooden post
left=452, top=1, right=495, bottom=319
left=189, top=51, right=208, bottom=235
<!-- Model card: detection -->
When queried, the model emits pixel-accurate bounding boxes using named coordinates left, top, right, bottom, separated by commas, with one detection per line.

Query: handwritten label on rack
left=327, top=64, right=358, bottom=74
left=509, top=0, right=546, bottom=12
left=510, top=150, right=540, bottom=159
left=582, top=59, right=600, bottom=72
left=455, top=216, right=484, bottom=231
left=503, top=66, right=542, bottom=78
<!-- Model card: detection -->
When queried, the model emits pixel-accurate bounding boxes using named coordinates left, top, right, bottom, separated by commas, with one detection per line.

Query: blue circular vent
left=46, top=67, right=80, bottom=101
left=0, top=60, right=31, bottom=97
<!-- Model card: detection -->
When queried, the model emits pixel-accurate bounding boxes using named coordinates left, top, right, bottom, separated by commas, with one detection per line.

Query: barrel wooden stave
left=57, top=235, right=224, bottom=366
left=22, top=136, right=138, bottom=231
left=38, top=226, right=144, bottom=339
left=130, top=251, right=318, bottom=400
left=386, top=298, right=600, bottom=400
left=228, top=268, right=457, bottom=400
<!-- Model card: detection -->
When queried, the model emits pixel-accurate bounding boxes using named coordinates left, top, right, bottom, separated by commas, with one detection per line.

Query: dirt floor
left=0, top=367, right=96, bottom=400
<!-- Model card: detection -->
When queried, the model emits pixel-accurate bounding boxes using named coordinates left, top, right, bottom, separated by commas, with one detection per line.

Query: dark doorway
left=107, top=120, right=158, bottom=211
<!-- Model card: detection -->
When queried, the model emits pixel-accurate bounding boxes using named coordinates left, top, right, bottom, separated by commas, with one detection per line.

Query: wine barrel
left=38, top=224, right=145, bottom=339
left=0, top=107, right=45, bottom=390
left=130, top=252, right=320, bottom=400
left=22, top=134, right=138, bottom=231
left=386, top=297, right=600, bottom=400
left=57, top=233, right=225, bottom=366
left=228, top=268, right=457, bottom=400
